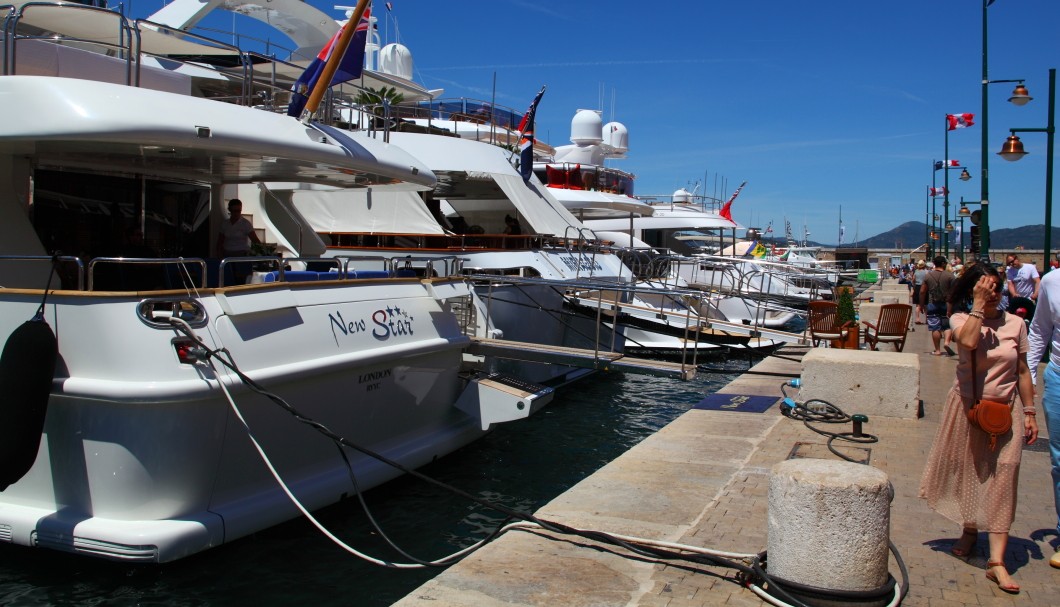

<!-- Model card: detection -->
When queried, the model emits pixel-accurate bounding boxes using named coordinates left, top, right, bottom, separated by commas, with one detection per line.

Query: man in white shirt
left=215, top=199, right=261, bottom=285
left=216, top=199, right=260, bottom=256
left=1027, top=268, right=1060, bottom=569
left=1006, top=254, right=1040, bottom=302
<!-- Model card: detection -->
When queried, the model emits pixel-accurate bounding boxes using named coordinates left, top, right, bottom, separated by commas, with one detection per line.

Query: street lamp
left=980, top=0, right=1034, bottom=261
left=957, top=198, right=983, bottom=262
left=934, top=158, right=970, bottom=258
left=998, top=68, right=1056, bottom=272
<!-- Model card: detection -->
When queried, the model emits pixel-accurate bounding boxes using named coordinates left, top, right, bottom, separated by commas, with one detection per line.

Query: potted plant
left=832, top=286, right=860, bottom=349
left=354, top=86, right=406, bottom=129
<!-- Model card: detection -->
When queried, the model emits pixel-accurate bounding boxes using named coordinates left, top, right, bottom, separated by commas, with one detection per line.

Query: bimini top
left=0, top=76, right=436, bottom=189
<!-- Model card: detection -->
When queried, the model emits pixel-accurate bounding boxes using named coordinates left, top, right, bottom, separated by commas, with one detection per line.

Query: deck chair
left=862, top=303, right=913, bottom=352
left=807, top=300, right=848, bottom=347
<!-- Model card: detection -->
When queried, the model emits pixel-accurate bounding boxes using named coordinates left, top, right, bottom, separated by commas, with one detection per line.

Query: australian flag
left=287, top=3, right=372, bottom=118
left=516, top=86, right=546, bottom=182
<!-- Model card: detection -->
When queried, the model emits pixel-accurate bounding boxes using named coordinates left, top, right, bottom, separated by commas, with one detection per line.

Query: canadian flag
left=943, top=159, right=960, bottom=167
left=947, top=113, right=975, bottom=130
left=929, top=187, right=948, bottom=197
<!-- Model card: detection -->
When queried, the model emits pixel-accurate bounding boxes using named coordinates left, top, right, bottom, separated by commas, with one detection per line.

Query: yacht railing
left=5, top=3, right=135, bottom=80
left=536, top=162, right=635, bottom=196
left=561, top=226, right=606, bottom=279
left=330, top=254, right=464, bottom=278
left=2, top=3, right=307, bottom=109
left=87, top=257, right=207, bottom=291
left=1, top=5, right=15, bottom=74
left=682, top=254, right=824, bottom=305
left=637, top=192, right=725, bottom=214
left=0, top=255, right=84, bottom=290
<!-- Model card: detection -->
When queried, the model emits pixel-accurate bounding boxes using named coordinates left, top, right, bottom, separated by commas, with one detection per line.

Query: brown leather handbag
left=967, top=351, right=1012, bottom=451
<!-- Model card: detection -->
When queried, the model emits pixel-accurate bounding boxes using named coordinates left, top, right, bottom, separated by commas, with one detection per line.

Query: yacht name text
left=558, top=256, right=603, bottom=272
left=329, top=306, right=416, bottom=343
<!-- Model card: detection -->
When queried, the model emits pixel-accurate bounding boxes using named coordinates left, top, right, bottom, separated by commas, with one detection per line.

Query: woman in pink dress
left=919, top=263, right=1039, bottom=593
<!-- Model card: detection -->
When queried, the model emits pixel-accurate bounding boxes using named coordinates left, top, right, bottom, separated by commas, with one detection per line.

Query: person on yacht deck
left=216, top=199, right=260, bottom=257
left=216, top=199, right=261, bottom=285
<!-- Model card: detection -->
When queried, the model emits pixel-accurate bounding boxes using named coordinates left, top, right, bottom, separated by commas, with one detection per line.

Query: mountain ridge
left=773, top=222, right=1060, bottom=250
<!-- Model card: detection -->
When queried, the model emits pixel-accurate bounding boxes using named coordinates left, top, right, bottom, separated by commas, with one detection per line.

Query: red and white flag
left=946, top=113, right=975, bottom=130
left=928, top=187, right=948, bottom=197
left=944, top=159, right=960, bottom=167
left=718, top=181, right=747, bottom=224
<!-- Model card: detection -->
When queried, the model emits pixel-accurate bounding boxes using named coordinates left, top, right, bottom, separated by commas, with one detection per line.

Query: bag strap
left=926, top=272, right=942, bottom=303
left=971, top=348, right=979, bottom=403
left=968, top=323, right=1013, bottom=408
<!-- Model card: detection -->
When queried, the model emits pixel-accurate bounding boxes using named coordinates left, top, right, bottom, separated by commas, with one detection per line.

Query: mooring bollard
left=767, top=459, right=893, bottom=606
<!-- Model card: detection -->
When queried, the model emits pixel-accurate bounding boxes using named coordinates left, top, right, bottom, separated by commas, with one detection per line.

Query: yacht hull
left=0, top=280, right=484, bottom=562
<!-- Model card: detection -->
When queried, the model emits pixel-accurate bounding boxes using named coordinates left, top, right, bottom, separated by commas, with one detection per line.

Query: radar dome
left=672, top=188, right=692, bottom=203
left=602, top=122, right=628, bottom=154
left=378, top=43, right=413, bottom=80
left=570, top=109, right=603, bottom=145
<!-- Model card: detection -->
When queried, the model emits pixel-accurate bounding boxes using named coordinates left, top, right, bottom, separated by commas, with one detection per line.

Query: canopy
left=291, top=188, right=446, bottom=234
left=491, top=174, right=590, bottom=238
left=384, top=132, right=591, bottom=238
left=548, top=188, right=655, bottom=217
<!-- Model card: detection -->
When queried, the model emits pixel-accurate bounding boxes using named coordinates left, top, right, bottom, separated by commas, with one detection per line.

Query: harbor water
left=0, top=354, right=761, bottom=606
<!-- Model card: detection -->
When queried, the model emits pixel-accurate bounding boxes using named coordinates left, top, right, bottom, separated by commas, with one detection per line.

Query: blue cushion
left=352, top=270, right=392, bottom=279
left=263, top=270, right=319, bottom=282
left=317, top=271, right=358, bottom=280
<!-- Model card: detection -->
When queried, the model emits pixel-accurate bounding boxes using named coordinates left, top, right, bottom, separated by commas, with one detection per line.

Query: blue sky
left=135, top=0, right=1058, bottom=247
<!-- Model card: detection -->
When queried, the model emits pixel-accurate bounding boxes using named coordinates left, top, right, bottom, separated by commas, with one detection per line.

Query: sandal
left=951, top=528, right=977, bottom=557
left=985, top=561, right=1019, bottom=594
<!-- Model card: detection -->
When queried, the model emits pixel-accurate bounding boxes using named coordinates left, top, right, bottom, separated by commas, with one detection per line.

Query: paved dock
left=394, top=290, right=1058, bottom=606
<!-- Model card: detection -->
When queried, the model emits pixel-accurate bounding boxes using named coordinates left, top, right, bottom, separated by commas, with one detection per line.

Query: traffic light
left=970, top=225, right=981, bottom=253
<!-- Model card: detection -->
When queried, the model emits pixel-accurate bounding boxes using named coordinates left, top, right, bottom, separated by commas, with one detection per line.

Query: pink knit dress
left=918, top=311, right=1028, bottom=532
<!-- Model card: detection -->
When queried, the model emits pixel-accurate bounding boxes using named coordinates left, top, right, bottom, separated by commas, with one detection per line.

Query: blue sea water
left=0, top=358, right=758, bottom=606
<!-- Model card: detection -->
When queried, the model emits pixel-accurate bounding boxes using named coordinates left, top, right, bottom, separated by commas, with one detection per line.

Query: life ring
left=0, top=320, right=58, bottom=491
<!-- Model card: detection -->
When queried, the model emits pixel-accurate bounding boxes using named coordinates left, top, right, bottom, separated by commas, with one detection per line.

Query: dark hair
left=948, top=262, right=1001, bottom=309
left=228, top=198, right=243, bottom=208
left=933, top=255, right=947, bottom=268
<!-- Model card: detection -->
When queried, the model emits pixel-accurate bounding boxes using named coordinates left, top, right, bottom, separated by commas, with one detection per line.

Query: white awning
left=291, top=188, right=446, bottom=234
left=548, top=188, right=655, bottom=216
left=492, top=174, right=592, bottom=238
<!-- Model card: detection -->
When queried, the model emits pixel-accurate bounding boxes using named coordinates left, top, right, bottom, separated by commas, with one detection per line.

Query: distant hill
left=834, top=221, right=1060, bottom=250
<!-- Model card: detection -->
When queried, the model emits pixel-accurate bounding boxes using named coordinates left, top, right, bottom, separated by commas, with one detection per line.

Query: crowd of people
left=901, top=253, right=1059, bottom=593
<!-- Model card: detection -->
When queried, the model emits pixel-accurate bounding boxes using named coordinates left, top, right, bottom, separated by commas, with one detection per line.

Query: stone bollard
left=767, top=459, right=893, bottom=605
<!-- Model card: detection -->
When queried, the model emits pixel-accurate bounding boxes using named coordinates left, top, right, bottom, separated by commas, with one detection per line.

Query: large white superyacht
left=0, top=0, right=559, bottom=563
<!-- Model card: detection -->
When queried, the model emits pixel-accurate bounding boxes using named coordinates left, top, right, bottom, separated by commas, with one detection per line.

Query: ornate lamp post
left=934, top=160, right=971, bottom=258
left=998, top=68, right=1056, bottom=271
left=980, top=0, right=1034, bottom=261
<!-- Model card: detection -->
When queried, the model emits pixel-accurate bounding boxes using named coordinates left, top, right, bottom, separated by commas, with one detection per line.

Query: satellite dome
left=602, top=121, right=628, bottom=154
left=570, top=109, right=603, bottom=145
left=672, top=188, right=692, bottom=203
left=378, top=43, right=413, bottom=80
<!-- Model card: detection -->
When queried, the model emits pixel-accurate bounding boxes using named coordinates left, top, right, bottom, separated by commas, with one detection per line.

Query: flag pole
left=300, top=0, right=371, bottom=124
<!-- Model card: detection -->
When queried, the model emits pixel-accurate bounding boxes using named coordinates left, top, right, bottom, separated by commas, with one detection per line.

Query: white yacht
left=534, top=116, right=799, bottom=348
left=0, top=1, right=558, bottom=563
left=257, top=127, right=638, bottom=385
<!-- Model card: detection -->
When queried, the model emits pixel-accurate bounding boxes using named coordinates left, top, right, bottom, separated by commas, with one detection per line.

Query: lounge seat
left=862, top=303, right=913, bottom=352
left=807, top=300, right=849, bottom=347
